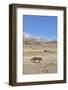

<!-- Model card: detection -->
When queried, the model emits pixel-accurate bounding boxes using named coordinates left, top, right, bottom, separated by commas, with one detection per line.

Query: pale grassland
left=23, top=42, right=57, bottom=74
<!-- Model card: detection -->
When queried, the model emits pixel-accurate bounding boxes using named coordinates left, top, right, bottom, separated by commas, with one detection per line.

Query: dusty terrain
left=23, top=38, right=57, bottom=74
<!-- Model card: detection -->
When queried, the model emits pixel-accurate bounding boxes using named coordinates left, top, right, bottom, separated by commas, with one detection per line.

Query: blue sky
left=23, top=15, right=57, bottom=40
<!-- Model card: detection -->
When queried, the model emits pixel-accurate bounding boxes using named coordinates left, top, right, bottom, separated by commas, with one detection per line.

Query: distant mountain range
left=23, top=32, right=57, bottom=43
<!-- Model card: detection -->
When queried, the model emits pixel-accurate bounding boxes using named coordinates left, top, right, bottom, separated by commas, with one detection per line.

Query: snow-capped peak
left=23, top=32, right=48, bottom=42
left=23, top=32, right=33, bottom=39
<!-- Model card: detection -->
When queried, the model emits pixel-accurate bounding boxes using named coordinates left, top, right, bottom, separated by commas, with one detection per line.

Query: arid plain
left=23, top=35, right=57, bottom=75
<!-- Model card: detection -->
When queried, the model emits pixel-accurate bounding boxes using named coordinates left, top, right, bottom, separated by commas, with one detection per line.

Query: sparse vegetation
left=23, top=38, right=57, bottom=74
